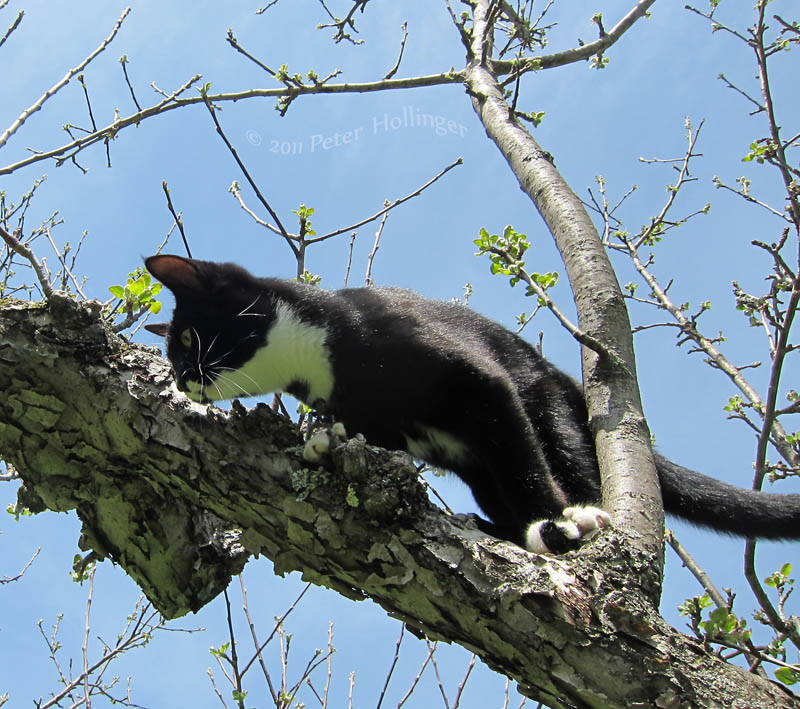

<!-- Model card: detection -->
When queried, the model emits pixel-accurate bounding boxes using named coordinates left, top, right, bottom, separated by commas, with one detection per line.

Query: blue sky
left=2, top=1, right=799, bottom=705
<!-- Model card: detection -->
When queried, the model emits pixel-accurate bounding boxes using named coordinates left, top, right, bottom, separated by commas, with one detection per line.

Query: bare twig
left=161, top=181, right=192, bottom=258
left=82, top=566, right=95, bottom=709
left=383, top=21, right=409, bottom=80
left=364, top=206, right=389, bottom=285
left=376, top=624, right=405, bottom=709
left=0, top=546, right=40, bottom=584
left=0, top=7, right=131, bottom=151
left=119, top=55, right=142, bottom=111
left=43, top=226, right=87, bottom=299
left=239, top=582, right=313, bottom=678
left=665, top=530, right=727, bottom=609
left=0, top=224, right=53, bottom=298
left=222, top=588, right=246, bottom=708
left=451, top=654, right=476, bottom=709
left=396, top=640, right=437, bottom=708
left=201, top=92, right=295, bottom=254
left=307, top=157, right=463, bottom=245
left=343, top=231, right=357, bottom=287
left=0, top=8, right=23, bottom=51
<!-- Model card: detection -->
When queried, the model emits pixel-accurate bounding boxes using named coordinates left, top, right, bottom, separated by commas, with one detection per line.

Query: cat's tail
left=655, top=454, right=800, bottom=539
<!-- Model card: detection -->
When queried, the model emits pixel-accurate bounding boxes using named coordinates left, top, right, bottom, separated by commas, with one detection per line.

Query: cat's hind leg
left=524, top=506, right=611, bottom=554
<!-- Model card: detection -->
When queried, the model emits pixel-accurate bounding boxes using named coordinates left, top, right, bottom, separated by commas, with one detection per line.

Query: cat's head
left=144, top=254, right=274, bottom=402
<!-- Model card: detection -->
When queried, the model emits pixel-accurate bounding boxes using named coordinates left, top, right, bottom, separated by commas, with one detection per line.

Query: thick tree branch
left=0, top=297, right=795, bottom=708
left=464, top=0, right=665, bottom=579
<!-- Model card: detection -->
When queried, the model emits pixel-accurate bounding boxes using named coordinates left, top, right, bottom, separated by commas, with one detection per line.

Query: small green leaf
left=128, top=277, right=146, bottom=296
left=775, top=667, right=800, bottom=686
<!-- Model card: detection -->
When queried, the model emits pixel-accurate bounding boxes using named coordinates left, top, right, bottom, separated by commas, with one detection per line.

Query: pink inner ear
left=145, top=255, right=202, bottom=293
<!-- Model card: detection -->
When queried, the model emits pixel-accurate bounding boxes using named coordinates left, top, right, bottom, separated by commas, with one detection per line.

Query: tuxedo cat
left=144, top=254, right=800, bottom=553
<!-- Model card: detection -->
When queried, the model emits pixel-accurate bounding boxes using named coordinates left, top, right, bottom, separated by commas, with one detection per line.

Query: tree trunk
left=464, top=0, right=665, bottom=586
left=1, top=297, right=796, bottom=708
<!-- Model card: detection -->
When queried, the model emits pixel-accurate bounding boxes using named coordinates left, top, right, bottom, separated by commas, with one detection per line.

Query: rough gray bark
left=464, top=0, right=665, bottom=581
left=1, top=297, right=797, bottom=708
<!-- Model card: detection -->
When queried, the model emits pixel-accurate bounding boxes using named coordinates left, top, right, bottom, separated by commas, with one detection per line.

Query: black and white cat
left=144, top=254, right=800, bottom=553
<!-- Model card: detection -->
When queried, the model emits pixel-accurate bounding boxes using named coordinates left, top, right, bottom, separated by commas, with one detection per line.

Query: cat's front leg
left=303, top=422, right=347, bottom=463
left=524, top=506, right=611, bottom=554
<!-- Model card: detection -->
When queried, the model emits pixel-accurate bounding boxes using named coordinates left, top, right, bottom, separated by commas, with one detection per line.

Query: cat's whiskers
left=213, top=370, right=255, bottom=399
left=191, top=327, right=206, bottom=382
left=194, top=327, right=228, bottom=387
left=211, top=380, right=225, bottom=402
left=205, top=332, right=221, bottom=360
left=237, top=295, right=266, bottom=317
left=215, top=366, right=262, bottom=396
left=205, top=345, right=238, bottom=370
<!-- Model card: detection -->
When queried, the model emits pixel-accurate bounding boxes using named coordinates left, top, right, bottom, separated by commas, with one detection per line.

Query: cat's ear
left=145, top=255, right=204, bottom=295
left=144, top=322, right=170, bottom=337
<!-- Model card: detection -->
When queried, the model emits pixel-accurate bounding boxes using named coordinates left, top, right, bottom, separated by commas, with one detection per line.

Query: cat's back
left=325, top=285, right=537, bottom=368
left=332, top=285, right=492, bottom=335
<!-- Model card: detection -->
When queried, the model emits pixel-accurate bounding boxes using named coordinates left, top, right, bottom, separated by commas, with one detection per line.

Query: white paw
left=525, top=519, right=581, bottom=554
left=302, top=423, right=348, bottom=463
left=303, top=429, right=330, bottom=463
left=524, top=505, right=611, bottom=554
left=563, top=506, right=611, bottom=536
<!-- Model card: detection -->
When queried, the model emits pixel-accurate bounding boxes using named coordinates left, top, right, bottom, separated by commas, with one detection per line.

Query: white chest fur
left=192, top=302, right=334, bottom=403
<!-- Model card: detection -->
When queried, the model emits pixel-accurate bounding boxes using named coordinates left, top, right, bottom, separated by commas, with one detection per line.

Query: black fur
left=144, top=254, right=800, bottom=550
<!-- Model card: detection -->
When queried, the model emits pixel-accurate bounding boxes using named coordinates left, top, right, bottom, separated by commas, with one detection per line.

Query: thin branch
left=0, top=224, right=53, bottom=298
left=634, top=118, right=705, bottom=250
left=451, top=654, right=476, bottom=709
left=239, top=582, right=313, bottom=677
left=119, top=55, right=142, bottom=111
left=307, top=157, right=463, bottom=244
left=0, top=8, right=23, bottom=51
left=0, top=546, right=40, bottom=584
left=43, top=226, right=87, bottom=299
left=718, top=73, right=765, bottom=115
left=343, top=231, right=357, bottom=287
left=492, top=0, right=657, bottom=78
left=395, top=640, right=437, bottom=708
left=77, top=74, right=98, bottom=132
left=161, top=181, right=192, bottom=258
left=222, top=588, right=246, bottom=707
left=82, top=566, right=95, bottom=709
left=364, top=206, right=389, bottom=285
left=200, top=93, right=295, bottom=254
left=383, top=21, right=408, bottom=80
left=375, top=624, right=405, bottom=709
left=238, top=574, right=278, bottom=703
left=0, top=73, right=463, bottom=177
left=0, top=7, right=131, bottom=151
left=665, top=530, right=727, bottom=609
left=427, top=640, right=449, bottom=709
left=713, top=177, right=791, bottom=221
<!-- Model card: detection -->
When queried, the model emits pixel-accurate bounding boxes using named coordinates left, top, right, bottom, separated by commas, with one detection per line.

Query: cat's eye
left=179, top=329, right=192, bottom=348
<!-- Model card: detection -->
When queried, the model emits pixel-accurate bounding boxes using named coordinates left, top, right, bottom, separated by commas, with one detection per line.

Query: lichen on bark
left=0, top=297, right=795, bottom=708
